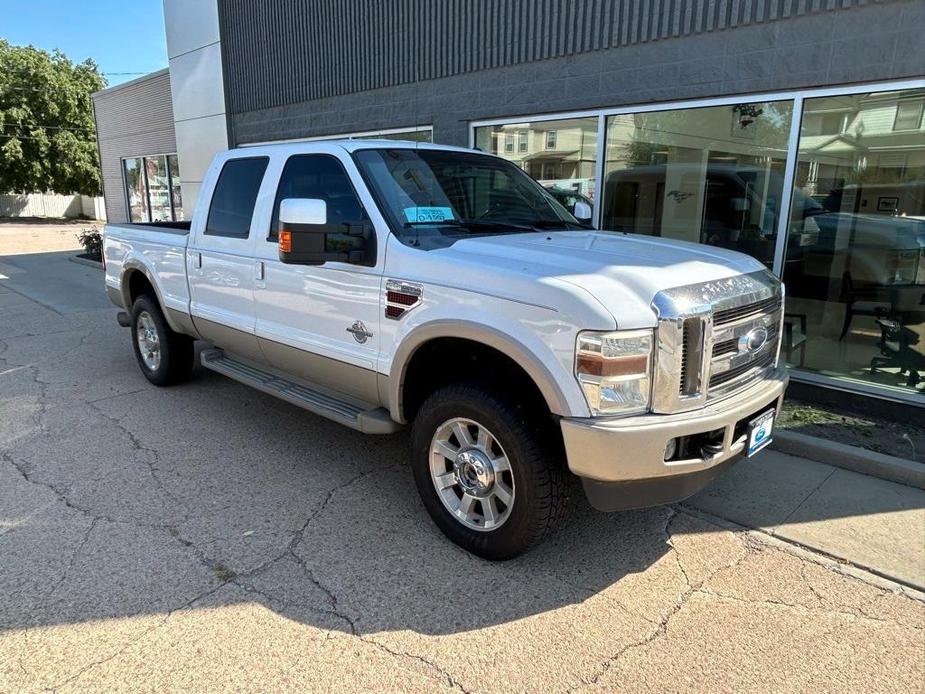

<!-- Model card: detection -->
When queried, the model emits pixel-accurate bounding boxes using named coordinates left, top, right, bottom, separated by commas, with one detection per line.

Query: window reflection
left=122, top=158, right=147, bottom=222
left=783, top=89, right=925, bottom=396
left=121, top=154, right=184, bottom=223
left=601, top=101, right=794, bottom=267
left=474, top=117, right=598, bottom=221
left=146, top=155, right=172, bottom=222
left=168, top=154, right=183, bottom=221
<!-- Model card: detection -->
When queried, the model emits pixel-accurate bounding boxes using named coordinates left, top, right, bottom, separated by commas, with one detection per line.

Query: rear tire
left=130, top=294, right=194, bottom=387
left=410, top=382, right=569, bottom=560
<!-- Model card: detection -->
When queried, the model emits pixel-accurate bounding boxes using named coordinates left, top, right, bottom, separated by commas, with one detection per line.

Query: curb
left=68, top=255, right=103, bottom=269
left=771, top=429, right=925, bottom=490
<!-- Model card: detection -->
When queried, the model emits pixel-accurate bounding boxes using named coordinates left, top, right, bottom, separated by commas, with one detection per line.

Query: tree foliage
left=0, top=40, right=106, bottom=195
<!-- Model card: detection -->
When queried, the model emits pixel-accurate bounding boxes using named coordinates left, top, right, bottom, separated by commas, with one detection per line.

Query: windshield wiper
left=529, top=219, right=594, bottom=230
left=456, top=220, right=539, bottom=232
left=403, top=219, right=538, bottom=233
left=402, top=219, right=588, bottom=233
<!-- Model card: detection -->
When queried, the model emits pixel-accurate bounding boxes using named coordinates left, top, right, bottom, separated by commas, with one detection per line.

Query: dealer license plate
left=747, top=410, right=775, bottom=457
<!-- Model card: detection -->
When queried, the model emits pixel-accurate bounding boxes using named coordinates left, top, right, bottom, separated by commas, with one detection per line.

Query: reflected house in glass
left=600, top=102, right=793, bottom=268
left=121, top=154, right=184, bottom=224
left=784, top=90, right=925, bottom=394
left=476, top=119, right=599, bottom=203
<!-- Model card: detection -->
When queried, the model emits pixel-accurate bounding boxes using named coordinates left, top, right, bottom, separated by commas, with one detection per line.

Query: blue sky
left=4, top=0, right=168, bottom=86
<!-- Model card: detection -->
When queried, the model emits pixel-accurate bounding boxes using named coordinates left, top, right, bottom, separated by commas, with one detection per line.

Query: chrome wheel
left=135, top=311, right=161, bottom=371
left=430, top=417, right=515, bottom=531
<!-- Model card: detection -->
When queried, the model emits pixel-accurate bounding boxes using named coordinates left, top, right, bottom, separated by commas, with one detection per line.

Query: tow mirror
left=278, top=198, right=374, bottom=266
left=281, top=198, right=327, bottom=226
left=573, top=200, right=593, bottom=223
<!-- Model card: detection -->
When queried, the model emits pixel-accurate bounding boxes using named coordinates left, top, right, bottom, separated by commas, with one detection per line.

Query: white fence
left=0, top=193, right=106, bottom=221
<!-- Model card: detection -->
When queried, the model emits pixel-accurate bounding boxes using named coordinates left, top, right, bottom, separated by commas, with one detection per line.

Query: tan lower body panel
left=166, top=307, right=200, bottom=339
left=106, top=285, right=124, bottom=309
left=257, top=337, right=381, bottom=406
left=193, top=317, right=267, bottom=365
left=190, top=317, right=383, bottom=407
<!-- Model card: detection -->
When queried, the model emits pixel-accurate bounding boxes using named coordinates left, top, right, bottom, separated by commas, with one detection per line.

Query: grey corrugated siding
left=92, top=71, right=177, bottom=223
left=219, top=0, right=887, bottom=115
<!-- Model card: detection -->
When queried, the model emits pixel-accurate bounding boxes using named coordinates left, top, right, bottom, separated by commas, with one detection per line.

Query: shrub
left=77, top=227, right=102, bottom=260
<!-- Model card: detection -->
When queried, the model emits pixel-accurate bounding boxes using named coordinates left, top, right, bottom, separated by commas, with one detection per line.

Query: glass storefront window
left=168, top=154, right=183, bottom=221
left=122, top=153, right=183, bottom=223
left=474, top=117, right=598, bottom=222
left=122, top=157, right=147, bottom=222
left=146, top=155, right=172, bottom=222
left=600, top=100, right=794, bottom=267
left=783, top=88, right=925, bottom=397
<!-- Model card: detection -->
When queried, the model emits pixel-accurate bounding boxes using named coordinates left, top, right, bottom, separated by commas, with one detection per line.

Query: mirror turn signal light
left=279, top=230, right=292, bottom=253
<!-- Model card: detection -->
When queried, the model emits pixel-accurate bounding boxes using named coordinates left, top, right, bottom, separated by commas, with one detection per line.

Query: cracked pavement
left=1, top=236, right=924, bottom=693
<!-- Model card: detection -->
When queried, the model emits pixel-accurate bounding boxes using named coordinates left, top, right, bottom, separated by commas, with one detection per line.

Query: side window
left=205, top=157, right=269, bottom=238
left=269, top=154, right=365, bottom=240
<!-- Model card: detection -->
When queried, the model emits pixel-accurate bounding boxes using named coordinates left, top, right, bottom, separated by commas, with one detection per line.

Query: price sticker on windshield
left=404, top=207, right=455, bottom=223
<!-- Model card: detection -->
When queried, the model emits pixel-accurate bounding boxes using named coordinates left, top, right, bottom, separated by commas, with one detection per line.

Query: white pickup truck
left=104, top=140, right=787, bottom=559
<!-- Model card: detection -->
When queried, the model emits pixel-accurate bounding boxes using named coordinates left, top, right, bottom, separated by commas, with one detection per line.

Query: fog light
left=664, top=438, right=678, bottom=461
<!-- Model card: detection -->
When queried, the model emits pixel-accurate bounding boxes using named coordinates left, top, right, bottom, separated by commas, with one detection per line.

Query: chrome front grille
left=712, top=323, right=779, bottom=359
left=652, top=271, right=783, bottom=414
left=713, top=295, right=779, bottom=326
left=710, top=352, right=774, bottom=389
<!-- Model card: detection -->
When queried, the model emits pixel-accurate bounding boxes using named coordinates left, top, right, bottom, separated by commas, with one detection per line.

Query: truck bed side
left=103, top=222, right=193, bottom=328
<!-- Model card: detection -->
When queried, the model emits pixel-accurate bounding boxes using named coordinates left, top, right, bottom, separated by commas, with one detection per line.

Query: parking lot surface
left=1, top=232, right=923, bottom=692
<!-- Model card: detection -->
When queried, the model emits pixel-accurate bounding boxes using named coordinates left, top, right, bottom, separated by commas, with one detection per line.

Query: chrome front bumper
left=560, top=367, right=788, bottom=511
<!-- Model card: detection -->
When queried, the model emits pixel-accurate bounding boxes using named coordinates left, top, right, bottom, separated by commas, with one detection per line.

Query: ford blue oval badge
left=738, top=326, right=769, bottom=354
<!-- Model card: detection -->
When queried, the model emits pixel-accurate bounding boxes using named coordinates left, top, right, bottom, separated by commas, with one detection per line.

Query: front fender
left=385, top=300, right=592, bottom=422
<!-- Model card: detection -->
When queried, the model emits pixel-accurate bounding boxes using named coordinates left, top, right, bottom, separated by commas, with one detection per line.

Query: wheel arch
left=389, top=320, right=574, bottom=424
left=120, top=261, right=186, bottom=334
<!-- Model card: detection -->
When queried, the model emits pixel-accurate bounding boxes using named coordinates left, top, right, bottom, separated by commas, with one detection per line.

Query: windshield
left=352, top=148, right=585, bottom=249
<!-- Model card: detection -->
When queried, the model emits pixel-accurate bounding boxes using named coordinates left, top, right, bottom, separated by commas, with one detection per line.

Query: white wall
left=163, top=0, right=229, bottom=212
left=0, top=194, right=106, bottom=220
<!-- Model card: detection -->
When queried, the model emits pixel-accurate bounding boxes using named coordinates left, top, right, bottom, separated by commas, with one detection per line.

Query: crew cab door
left=253, top=149, right=384, bottom=404
left=187, top=155, right=270, bottom=364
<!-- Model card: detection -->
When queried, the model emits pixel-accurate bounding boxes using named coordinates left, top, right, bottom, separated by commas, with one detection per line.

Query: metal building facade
left=218, top=0, right=922, bottom=146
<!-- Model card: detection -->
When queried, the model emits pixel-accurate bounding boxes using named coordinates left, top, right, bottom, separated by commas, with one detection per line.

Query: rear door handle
left=190, top=251, right=202, bottom=269
left=255, top=261, right=265, bottom=281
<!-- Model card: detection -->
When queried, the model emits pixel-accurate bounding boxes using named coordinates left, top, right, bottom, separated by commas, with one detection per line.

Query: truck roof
left=237, top=138, right=478, bottom=155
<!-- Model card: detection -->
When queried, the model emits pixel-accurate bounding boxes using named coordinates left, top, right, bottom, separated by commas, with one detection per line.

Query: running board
left=200, top=349, right=400, bottom=434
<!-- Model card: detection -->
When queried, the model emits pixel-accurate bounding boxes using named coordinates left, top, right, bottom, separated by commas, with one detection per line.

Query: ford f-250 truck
left=103, top=140, right=787, bottom=559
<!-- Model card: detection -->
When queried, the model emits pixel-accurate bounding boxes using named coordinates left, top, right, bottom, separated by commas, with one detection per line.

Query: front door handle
left=190, top=251, right=202, bottom=269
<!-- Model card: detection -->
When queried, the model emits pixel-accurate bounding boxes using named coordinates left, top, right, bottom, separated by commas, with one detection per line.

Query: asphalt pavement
left=1, top=225, right=923, bottom=693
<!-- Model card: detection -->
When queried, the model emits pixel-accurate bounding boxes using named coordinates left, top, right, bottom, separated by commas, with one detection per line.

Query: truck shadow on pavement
left=1, top=345, right=678, bottom=638
left=1, top=294, right=923, bottom=643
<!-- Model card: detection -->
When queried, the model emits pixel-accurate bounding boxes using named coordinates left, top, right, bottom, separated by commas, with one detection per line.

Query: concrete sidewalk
left=687, top=449, right=925, bottom=590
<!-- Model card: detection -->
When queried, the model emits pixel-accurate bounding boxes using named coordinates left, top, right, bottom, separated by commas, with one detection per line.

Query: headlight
left=575, top=329, right=653, bottom=416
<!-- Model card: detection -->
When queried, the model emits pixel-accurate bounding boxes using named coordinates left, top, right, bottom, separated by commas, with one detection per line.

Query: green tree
left=0, top=40, right=106, bottom=195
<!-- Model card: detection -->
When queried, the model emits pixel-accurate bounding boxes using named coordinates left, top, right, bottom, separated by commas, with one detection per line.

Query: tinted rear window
left=205, top=157, right=269, bottom=238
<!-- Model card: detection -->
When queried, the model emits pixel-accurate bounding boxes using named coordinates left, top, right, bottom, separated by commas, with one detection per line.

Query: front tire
left=130, top=294, right=194, bottom=387
left=410, top=382, right=569, bottom=560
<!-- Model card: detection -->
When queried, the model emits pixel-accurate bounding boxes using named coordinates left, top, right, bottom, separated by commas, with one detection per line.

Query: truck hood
left=434, top=230, right=767, bottom=328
